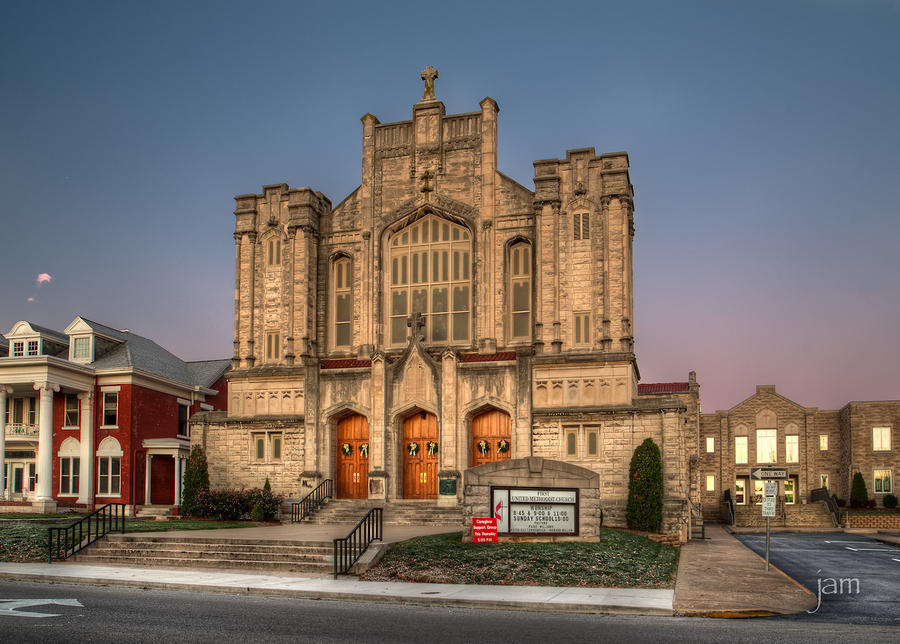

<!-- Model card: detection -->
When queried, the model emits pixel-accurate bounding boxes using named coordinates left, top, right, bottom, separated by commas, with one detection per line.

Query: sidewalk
left=673, top=524, right=816, bottom=617
left=0, top=561, right=674, bottom=616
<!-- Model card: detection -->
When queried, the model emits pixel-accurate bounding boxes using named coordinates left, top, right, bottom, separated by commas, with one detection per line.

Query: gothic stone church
left=192, top=68, right=701, bottom=540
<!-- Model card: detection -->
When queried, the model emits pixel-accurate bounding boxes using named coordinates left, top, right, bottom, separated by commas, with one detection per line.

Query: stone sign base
left=462, top=456, right=600, bottom=542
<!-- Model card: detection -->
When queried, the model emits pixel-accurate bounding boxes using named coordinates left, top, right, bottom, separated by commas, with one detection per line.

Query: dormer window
left=27, top=340, right=39, bottom=356
left=72, top=336, right=92, bottom=362
left=12, top=341, right=24, bottom=357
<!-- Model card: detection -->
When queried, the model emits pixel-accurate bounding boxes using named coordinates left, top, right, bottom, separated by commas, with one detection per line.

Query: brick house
left=0, top=317, right=229, bottom=513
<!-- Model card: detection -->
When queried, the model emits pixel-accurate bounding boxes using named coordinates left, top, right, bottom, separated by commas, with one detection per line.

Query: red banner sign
left=472, top=517, right=498, bottom=543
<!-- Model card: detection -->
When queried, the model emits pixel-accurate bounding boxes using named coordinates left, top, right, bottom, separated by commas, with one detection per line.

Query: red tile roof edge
left=638, top=382, right=691, bottom=394
left=321, top=359, right=372, bottom=369
left=458, top=351, right=517, bottom=363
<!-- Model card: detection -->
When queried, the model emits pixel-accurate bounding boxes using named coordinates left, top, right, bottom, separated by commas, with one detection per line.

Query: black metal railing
left=687, top=496, right=705, bottom=539
left=333, top=507, right=383, bottom=578
left=47, top=503, right=126, bottom=563
left=291, top=479, right=333, bottom=523
left=723, top=489, right=736, bottom=526
left=810, top=486, right=841, bottom=527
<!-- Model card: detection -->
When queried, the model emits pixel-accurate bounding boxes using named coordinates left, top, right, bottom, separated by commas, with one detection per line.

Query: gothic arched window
left=509, top=242, right=532, bottom=340
left=333, top=256, right=352, bottom=348
left=389, top=215, right=471, bottom=345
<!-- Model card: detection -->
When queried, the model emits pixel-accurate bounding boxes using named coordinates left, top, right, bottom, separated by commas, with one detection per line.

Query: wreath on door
left=497, top=439, right=510, bottom=454
left=477, top=440, right=489, bottom=456
left=341, top=443, right=353, bottom=456
left=426, top=441, right=438, bottom=456
left=359, top=442, right=369, bottom=457
left=407, top=441, right=420, bottom=456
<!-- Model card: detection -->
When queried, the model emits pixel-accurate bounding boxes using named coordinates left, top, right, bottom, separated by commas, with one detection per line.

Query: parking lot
left=736, top=532, right=900, bottom=625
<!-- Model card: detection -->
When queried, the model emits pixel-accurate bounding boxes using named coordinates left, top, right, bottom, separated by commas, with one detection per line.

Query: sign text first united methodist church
left=491, top=487, right=579, bottom=536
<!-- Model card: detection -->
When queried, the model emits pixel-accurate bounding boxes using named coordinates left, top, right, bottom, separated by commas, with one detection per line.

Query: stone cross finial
left=420, top=170, right=434, bottom=193
left=420, top=65, right=438, bottom=100
left=407, top=312, right=426, bottom=339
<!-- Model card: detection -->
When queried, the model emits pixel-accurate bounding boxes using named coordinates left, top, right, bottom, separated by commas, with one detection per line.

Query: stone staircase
left=733, top=500, right=837, bottom=528
left=72, top=534, right=333, bottom=574
left=133, top=505, right=175, bottom=520
left=299, top=499, right=464, bottom=527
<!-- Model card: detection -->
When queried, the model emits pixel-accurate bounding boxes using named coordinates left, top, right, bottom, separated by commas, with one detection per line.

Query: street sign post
left=754, top=472, right=788, bottom=572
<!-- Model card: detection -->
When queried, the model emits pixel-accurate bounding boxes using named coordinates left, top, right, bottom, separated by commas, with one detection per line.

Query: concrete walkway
left=673, top=524, right=817, bottom=617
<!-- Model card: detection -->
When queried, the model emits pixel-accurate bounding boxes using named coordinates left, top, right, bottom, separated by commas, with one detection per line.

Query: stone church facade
left=192, top=68, right=701, bottom=540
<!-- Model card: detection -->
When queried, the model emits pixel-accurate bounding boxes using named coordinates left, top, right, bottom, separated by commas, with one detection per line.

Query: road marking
left=893, top=558, right=900, bottom=563
left=844, top=547, right=896, bottom=552
left=825, top=540, right=879, bottom=544
left=0, top=599, right=83, bottom=618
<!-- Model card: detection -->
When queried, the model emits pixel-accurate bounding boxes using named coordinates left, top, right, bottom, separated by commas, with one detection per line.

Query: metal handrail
left=333, top=507, right=383, bottom=578
left=290, top=479, right=333, bottom=523
left=685, top=493, right=704, bottom=538
left=810, top=486, right=841, bottom=527
left=723, top=489, right=736, bottom=526
left=47, top=503, right=126, bottom=562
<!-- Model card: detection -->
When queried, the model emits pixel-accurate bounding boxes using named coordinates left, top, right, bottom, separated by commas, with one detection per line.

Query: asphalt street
left=1, top=581, right=898, bottom=643
left=736, top=532, right=900, bottom=626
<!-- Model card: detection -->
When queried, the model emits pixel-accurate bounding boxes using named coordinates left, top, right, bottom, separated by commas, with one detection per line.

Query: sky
left=1, top=0, right=898, bottom=412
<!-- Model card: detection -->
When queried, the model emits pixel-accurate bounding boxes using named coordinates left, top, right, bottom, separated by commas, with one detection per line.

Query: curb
left=0, top=571, right=673, bottom=617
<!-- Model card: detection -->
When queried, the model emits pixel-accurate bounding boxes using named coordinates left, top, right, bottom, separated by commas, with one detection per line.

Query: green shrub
left=263, top=478, right=272, bottom=492
left=250, top=503, right=266, bottom=522
left=247, top=486, right=283, bottom=520
left=883, top=494, right=898, bottom=509
left=850, top=471, right=869, bottom=509
left=181, top=445, right=210, bottom=517
left=626, top=437, right=663, bottom=532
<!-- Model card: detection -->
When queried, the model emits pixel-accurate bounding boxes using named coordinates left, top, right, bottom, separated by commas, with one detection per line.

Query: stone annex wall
left=840, top=402, right=899, bottom=502
left=733, top=501, right=834, bottom=528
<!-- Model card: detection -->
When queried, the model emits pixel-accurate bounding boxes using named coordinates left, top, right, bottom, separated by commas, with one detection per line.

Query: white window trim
left=62, top=393, right=80, bottom=429
left=96, top=437, right=123, bottom=497
left=251, top=431, right=284, bottom=463
left=100, top=391, right=119, bottom=429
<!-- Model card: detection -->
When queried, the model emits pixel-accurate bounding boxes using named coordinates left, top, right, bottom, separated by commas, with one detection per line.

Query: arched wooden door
left=402, top=412, right=438, bottom=499
left=471, top=409, right=511, bottom=467
left=336, top=414, right=369, bottom=499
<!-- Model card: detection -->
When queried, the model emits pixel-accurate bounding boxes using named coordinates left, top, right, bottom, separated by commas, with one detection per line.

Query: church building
left=192, top=68, right=701, bottom=540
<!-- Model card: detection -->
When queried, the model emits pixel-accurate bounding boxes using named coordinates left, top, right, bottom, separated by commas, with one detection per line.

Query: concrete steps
left=72, top=534, right=334, bottom=573
left=300, top=499, right=463, bottom=527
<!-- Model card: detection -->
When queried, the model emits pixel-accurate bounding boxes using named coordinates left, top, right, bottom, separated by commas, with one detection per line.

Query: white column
left=145, top=453, right=152, bottom=505
left=77, top=392, right=94, bottom=506
left=0, top=387, right=10, bottom=501
left=174, top=455, right=182, bottom=506
left=34, top=381, right=59, bottom=501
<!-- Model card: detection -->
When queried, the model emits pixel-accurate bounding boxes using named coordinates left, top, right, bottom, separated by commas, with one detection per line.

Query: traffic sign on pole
left=751, top=467, right=790, bottom=480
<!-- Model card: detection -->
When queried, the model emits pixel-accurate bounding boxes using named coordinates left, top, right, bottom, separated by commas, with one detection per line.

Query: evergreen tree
left=626, top=438, right=663, bottom=532
left=181, top=445, right=210, bottom=517
left=850, top=471, right=869, bottom=509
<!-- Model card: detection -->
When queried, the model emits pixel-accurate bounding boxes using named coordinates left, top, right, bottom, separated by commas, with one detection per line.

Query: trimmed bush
left=181, top=445, right=210, bottom=517
left=850, top=471, right=869, bottom=509
left=626, top=437, right=663, bottom=532
left=250, top=503, right=266, bottom=522
left=247, top=487, right=283, bottom=520
left=883, top=494, right=898, bottom=509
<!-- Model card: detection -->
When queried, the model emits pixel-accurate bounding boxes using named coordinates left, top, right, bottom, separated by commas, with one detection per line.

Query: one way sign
left=751, top=467, right=789, bottom=480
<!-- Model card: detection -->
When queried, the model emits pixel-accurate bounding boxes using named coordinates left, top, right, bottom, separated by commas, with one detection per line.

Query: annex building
left=191, top=68, right=701, bottom=540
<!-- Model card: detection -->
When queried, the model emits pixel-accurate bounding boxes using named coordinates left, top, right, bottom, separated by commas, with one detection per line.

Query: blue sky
left=1, top=0, right=898, bottom=411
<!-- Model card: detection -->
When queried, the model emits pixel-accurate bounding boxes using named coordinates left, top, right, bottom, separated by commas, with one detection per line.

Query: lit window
left=266, top=332, right=280, bottom=362
left=734, top=479, right=746, bottom=504
left=820, top=473, right=829, bottom=489
left=573, top=212, right=590, bottom=240
left=873, top=427, right=891, bottom=451
left=785, top=435, right=799, bottom=463
left=103, top=392, right=118, bottom=427
left=333, top=258, right=352, bottom=348
left=784, top=479, right=795, bottom=504
left=874, top=470, right=892, bottom=494
left=756, top=429, right=776, bottom=463
left=819, top=435, right=828, bottom=451
left=509, top=243, right=532, bottom=340
left=60, top=457, right=80, bottom=495
left=64, top=394, right=79, bottom=427
left=753, top=480, right=765, bottom=504
left=735, top=436, right=748, bottom=464
left=389, top=215, right=471, bottom=345
left=268, top=239, right=281, bottom=266
left=12, top=341, right=24, bottom=357
left=27, top=340, right=39, bottom=356
left=706, top=437, right=715, bottom=453
left=706, top=475, right=715, bottom=492
left=574, top=312, right=590, bottom=346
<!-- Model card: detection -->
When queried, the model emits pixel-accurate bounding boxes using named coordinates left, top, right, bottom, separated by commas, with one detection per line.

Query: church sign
left=491, top=487, right=579, bottom=536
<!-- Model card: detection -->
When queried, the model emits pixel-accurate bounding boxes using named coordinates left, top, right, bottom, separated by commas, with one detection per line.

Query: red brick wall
left=205, top=375, right=229, bottom=411
left=844, top=512, right=900, bottom=529
left=94, top=384, right=133, bottom=505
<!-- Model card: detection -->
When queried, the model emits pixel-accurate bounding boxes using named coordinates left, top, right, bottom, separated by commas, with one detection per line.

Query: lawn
left=0, top=518, right=256, bottom=563
left=360, top=529, right=680, bottom=588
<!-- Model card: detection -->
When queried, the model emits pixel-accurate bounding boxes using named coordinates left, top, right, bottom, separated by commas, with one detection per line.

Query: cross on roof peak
left=420, top=65, right=438, bottom=101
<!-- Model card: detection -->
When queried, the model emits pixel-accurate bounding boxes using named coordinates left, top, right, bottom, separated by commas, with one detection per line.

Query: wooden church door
left=402, top=412, right=438, bottom=499
left=336, top=414, right=369, bottom=499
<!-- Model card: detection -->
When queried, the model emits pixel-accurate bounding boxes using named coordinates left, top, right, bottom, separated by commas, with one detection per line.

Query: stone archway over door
left=472, top=409, right=511, bottom=467
left=402, top=412, right=438, bottom=499
left=336, top=415, right=369, bottom=499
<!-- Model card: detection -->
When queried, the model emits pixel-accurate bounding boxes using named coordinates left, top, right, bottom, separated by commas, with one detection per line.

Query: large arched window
left=333, top=256, right=352, bottom=348
left=509, top=242, right=532, bottom=340
left=389, top=215, right=471, bottom=345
